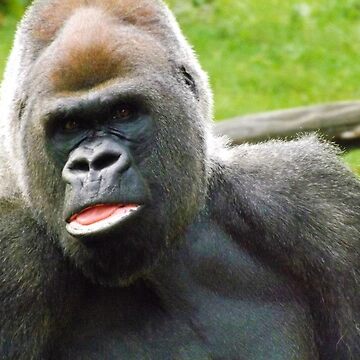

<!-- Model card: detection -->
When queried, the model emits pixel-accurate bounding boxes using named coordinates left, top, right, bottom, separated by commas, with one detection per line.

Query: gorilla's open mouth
left=66, top=204, right=142, bottom=238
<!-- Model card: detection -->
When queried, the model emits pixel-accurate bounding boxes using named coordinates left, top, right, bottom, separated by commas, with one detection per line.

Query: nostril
left=91, top=152, right=120, bottom=171
left=69, top=159, right=90, bottom=172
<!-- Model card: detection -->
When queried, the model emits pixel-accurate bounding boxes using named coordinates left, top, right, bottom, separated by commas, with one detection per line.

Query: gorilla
left=0, top=1, right=359, bottom=359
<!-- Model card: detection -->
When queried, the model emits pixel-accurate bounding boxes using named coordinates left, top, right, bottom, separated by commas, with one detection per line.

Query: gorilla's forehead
left=29, top=0, right=176, bottom=46
left=44, top=7, right=169, bottom=93
left=23, top=0, right=178, bottom=93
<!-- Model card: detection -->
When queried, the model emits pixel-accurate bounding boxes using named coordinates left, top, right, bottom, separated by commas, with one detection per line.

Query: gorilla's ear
left=180, top=65, right=198, bottom=98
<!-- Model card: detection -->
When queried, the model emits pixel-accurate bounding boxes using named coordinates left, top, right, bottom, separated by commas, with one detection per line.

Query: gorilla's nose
left=62, top=137, right=131, bottom=185
left=70, top=150, right=120, bottom=173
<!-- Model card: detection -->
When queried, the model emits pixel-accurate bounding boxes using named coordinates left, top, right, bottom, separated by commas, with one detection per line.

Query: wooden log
left=214, top=101, right=360, bottom=144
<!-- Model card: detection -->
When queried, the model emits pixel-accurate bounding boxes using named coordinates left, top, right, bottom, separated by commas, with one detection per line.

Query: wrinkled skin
left=0, top=1, right=359, bottom=359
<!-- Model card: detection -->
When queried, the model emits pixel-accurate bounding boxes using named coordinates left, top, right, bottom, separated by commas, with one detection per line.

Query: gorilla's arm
left=209, top=136, right=360, bottom=359
left=0, top=200, right=80, bottom=359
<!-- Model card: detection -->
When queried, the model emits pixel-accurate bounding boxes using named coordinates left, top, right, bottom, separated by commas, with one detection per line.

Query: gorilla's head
left=0, top=0, right=213, bottom=285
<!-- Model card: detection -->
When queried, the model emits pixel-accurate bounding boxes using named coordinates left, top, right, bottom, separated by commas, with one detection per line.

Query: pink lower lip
left=70, top=204, right=139, bottom=226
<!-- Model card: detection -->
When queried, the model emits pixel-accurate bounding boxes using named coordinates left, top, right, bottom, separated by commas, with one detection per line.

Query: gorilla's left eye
left=114, top=105, right=133, bottom=120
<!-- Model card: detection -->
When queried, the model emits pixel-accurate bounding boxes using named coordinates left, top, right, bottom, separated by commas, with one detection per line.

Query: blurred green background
left=0, top=0, right=359, bottom=173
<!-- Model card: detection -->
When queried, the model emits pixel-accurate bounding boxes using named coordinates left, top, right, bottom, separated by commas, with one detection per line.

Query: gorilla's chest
left=56, top=222, right=314, bottom=359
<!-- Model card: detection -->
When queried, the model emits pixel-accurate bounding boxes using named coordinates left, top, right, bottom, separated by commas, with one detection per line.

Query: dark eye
left=63, top=119, right=80, bottom=132
left=114, top=105, right=133, bottom=120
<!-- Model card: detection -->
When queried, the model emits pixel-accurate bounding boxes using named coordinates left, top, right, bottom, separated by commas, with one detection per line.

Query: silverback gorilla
left=0, top=1, right=359, bottom=359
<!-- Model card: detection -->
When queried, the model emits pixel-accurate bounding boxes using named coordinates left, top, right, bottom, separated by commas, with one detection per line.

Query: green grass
left=0, top=0, right=360, bottom=173
left=167, top=0, right=360, bottom=119
left=167, top=0, right=360, bottom=173
left=0, top=13, right=18, bottom=76
left=344, top=149, right=360, bottom=174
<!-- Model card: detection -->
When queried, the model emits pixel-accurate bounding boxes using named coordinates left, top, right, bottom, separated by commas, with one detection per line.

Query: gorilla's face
left=15, top=3, right=209, bottom=286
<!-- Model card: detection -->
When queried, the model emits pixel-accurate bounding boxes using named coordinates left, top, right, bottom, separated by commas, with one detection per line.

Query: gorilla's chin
left=62, top=218, right=167, bottom=287
left=76, top=254, right=160, bottom=288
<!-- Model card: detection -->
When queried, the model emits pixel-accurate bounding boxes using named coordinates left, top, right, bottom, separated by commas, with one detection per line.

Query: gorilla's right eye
left=63, top=119, right=80, bottom=132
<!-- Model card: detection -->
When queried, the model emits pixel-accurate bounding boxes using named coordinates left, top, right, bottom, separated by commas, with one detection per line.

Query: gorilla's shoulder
left=213, top=135, right=351, bottom=175
left=0, top=197, right=42, bottom=240
left=207, top=135, right=360, bottom=267
left=210, top=135, right=360, bottom=202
